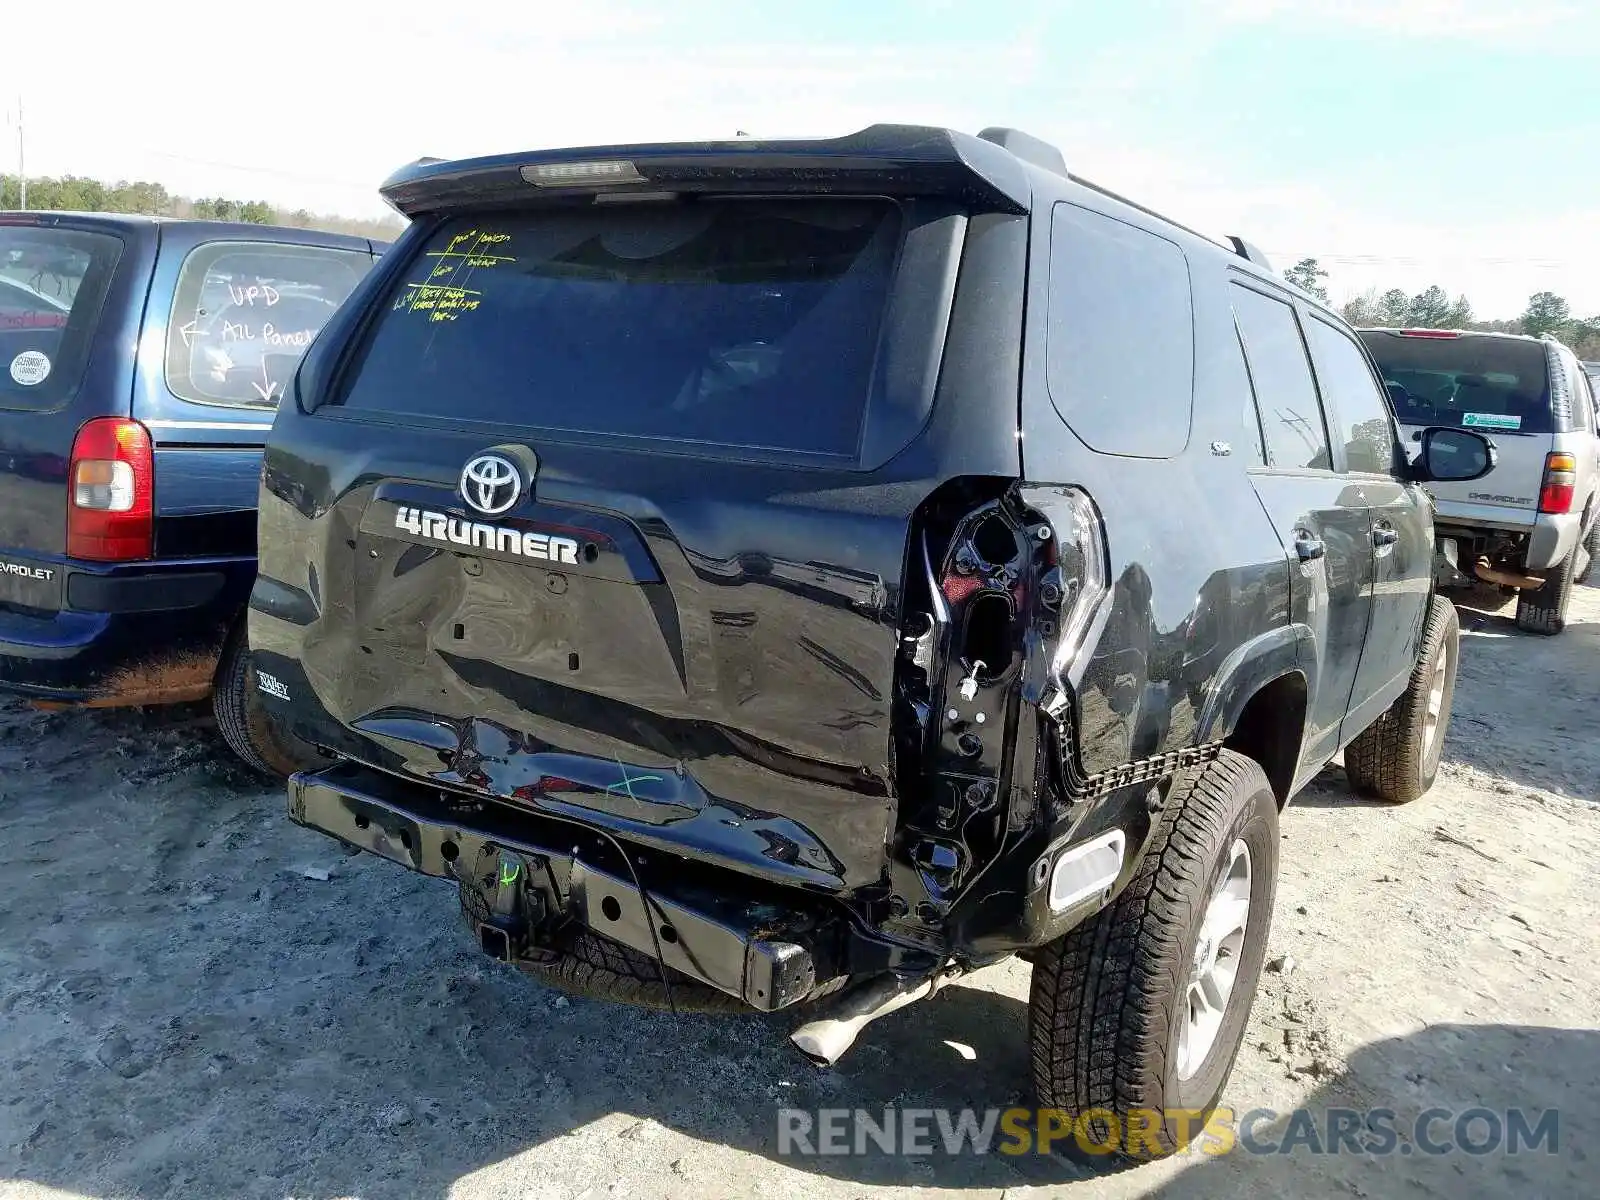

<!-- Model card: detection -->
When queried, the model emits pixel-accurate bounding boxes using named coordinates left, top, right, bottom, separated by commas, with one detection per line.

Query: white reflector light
left=1048, top=830, right=1126, bottom=913
left=520, top=160, right=646, bottom=187
left=73, top=460, right=137, bottom=512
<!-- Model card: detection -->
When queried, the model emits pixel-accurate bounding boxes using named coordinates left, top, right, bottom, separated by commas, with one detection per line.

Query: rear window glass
left=165, top=242, right=371, bottom=409
left=1358, top=332, right=1552, bottom=434
left=335, top=200, right=902, bottom=458
left=0, top=225, right=123, bottom=411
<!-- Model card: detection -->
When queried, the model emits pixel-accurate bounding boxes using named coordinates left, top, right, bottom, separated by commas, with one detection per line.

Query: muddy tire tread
left=212, top=632, right=321, bottom=779
left=1516, top=550, right=1576, bottom=634
left=1576, top=516, right=1598, bottom=586
left=1028, top=749, right=1274, bottom=1156
left=512, top=926, right=850, bottom=1014
left=1343, top=596, right=1458, bottom=803
left=514, top=927, right=752, bottom=1013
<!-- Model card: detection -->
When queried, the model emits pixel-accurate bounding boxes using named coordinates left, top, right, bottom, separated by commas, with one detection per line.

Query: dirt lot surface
left=2, top=583, right=1596, bottom=1200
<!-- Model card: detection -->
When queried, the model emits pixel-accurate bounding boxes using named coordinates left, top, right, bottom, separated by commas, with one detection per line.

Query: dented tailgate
left=250, top=191, right=1031, bottom=895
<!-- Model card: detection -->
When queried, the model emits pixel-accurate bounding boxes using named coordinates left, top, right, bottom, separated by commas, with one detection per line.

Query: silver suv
left=1360, top=328, right=1600, bottom=634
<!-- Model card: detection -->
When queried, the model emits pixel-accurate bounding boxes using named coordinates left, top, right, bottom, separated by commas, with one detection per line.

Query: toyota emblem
left=459, top=453, right=523, bottom=516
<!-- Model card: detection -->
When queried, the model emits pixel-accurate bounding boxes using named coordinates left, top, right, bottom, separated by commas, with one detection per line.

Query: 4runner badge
left=393, top=506, right=581, bottom=565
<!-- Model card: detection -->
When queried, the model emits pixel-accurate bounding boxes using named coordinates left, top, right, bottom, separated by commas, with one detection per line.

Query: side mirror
left=1417, top=427, right=1497, bottom=482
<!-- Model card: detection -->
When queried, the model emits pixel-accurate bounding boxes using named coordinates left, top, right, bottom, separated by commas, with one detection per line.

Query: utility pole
left=16, top=97, right=24, bottom=211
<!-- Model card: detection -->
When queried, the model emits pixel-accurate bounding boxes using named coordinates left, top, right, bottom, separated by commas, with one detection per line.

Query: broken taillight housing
left=67, top=418, right=154, bottom=561
left=1049, top=489, right=1109, bottom=672
left=1013, top=485, right=1111, bottom=702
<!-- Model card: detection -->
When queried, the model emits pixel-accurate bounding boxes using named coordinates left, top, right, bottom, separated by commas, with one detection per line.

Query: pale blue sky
left=10, top=0, right=1598, bottom=315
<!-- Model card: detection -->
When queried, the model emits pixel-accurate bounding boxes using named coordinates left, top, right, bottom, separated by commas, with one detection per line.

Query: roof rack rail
left=977, top=127, right=1067, bottom=177
left=1228, top=236, right=1273, bottom=272
left=1063, top=174, right=1229, bottom=252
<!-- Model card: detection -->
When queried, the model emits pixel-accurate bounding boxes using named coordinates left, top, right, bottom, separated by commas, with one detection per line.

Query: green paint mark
left=605, top=768, right=666, bottom=800
left=499, top=861, right=521, bottom=888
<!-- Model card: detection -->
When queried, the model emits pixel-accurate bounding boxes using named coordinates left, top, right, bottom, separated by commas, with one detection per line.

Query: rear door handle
left=1373, top=525, right=1399, bottom=547
left=1293, top=530, right=1325, bottom=561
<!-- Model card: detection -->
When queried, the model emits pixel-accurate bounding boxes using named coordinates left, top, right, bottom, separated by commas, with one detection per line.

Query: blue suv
left=0, top=212, right=383, bottom=773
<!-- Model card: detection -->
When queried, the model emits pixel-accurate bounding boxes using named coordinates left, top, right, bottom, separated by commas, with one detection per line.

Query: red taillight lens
left=1396, top=329, right=1462, bottom=338
left=1538, top=452, right=1577, bottom=515
left=67, top=418, right=154, bottom=561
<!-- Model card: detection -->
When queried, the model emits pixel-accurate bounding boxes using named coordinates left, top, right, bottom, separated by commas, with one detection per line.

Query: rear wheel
left=1344, top=596, right=1458, bottom=803
left=509, top=925, right=754, bottom=1014
left=1575, top=517, right=1598, bottom=586
left=1028, top=751, right=1278, bottom=1160
left=212, top=631, right=322, bottom=779
left=1515, top=550, right=1577, bottom=635
left=453, top=874, right=852, bottom=1014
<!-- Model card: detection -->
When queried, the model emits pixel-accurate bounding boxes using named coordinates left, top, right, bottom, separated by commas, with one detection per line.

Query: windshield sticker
left=394, top=229, right=516, bottom=323
left=1461, top=412, right=1521, bottom=431
left=9, top=350, right=51, bottom=386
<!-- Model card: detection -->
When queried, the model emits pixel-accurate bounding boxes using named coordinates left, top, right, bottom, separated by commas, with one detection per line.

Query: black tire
left=1029, top=750, right=1279, bottom=1160
left=1576, top=516, right=1598, bottom=586
left=1515, top=550, right=1577, bottom=634
left=212, top=631, right=322, bottom=779
left=1344, top=596, right=1459, bottom=804
left=509, top=925, right=755, bottom=1014
left=455, top=878, right=851, bottom=1015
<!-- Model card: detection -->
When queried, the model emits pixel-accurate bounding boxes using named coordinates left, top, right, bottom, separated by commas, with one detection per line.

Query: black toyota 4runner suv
left=249, top=126, right=1495, bottom=1155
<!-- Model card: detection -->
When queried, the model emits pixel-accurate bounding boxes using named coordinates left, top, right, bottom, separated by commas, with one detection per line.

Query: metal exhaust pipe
left=1472, top=557, right=1543, bottom=591
left=789, top=966, right=962, bottom=1067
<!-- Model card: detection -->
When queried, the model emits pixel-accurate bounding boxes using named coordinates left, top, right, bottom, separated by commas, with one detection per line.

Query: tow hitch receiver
left=457, top=844, right=551, bottom=963
left=288, top=762, right=821, bottom=1010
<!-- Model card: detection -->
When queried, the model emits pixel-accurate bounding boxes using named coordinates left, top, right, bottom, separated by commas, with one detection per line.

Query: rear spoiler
left=378, top=125, right=1036, bottom=218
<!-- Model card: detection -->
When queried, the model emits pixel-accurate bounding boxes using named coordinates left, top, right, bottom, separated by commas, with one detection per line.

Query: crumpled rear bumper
left=288, top=760, right=905, bottom=1010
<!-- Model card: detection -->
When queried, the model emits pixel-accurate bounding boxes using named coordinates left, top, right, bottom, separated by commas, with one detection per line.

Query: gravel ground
left=1, top=582, right=1596, bottom=1200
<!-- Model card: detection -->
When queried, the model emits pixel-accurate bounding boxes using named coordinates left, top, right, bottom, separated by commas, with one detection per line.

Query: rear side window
left=335, top=200, right=902, bottom=458
left=1304, top=317, right=1397, bottom=475
left=1046, top=204, right=1194, bottom=458
left=1358, top=332, right=1553, bottom=435
left=1571, top=368, right=1595, bottom=435
left=1231, top=285, right=1332, bottom=471
left=0, top=225, right=123, bottom=412
left=165, top=242, right=371, bottom=409
left=1227, top=327, right=1268, bottom=466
